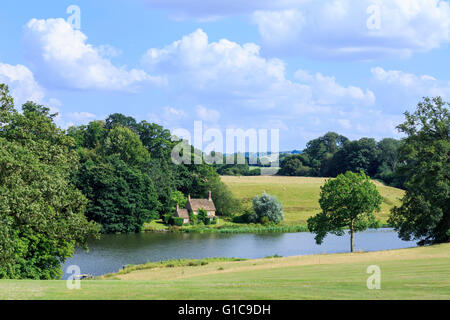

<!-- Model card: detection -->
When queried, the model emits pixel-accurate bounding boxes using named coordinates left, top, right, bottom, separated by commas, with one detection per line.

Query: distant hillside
left=221, top=176, right=404, bottom=225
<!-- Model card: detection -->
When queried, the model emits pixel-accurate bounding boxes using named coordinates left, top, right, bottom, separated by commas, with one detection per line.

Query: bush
left=171, top=217, right=184, bottom=226
left=163, top=214, right=173, bottom=225
left=189, top=213, right=198, bottom=225
left=198, top=208, right=211, bottom=225
left=211, top=216, right=218, bottom=225
left=260, top=216, right=270, bottom=225
left=253, top=193, right=284, bottom=224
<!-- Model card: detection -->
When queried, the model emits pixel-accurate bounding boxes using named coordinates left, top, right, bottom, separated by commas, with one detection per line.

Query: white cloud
left=0, top=61, right=98, bottom=129
left=294, top=69, right=376, bottom=106
left=145, top=0, right=450, bottom=59
left=140, top=29, right=386, bottom=148
left=196, top=105, right=220, bottom=123
left=251, top=0, right=450, bottom=59
left=163, top=106, right=187, bottom=119
left=142, top=28, right=288, bottom=101
left=142, top=29, right=373, bottom=111
left=23, top=18, right=166, bottom=92
left=371, top=67, right=450, bottom=112
left=0, top=63, right=46, bottom=106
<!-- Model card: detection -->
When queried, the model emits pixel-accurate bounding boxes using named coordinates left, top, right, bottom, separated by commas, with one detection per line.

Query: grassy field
left=1, top=244, right=448, bottom=300
left=221, top=176, right=405, bottom=225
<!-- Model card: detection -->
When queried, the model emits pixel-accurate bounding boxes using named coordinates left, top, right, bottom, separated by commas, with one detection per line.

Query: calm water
left=61, top=228, right=416, bottom=279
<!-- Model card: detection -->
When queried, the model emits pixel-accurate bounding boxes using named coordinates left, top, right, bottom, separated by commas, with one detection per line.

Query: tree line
left=278, top=133, right=404, bottom=188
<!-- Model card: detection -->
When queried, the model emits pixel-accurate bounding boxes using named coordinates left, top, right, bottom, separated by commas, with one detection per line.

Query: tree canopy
left=0, top=85, right=100, bottom=279
left=278, top=132, right=404, bottom=188
left=389, top=97, right=449, bottom=245
left=307, top=171, right=382, bottom=252
left=68, top=112, right=241, bottom=233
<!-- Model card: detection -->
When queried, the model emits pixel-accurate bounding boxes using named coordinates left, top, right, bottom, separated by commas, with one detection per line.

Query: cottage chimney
left=209, top=191, right=212, bottom=201
left=188, top=194, right=191, bottom=201
left=176, top=204, right=179, bottom=210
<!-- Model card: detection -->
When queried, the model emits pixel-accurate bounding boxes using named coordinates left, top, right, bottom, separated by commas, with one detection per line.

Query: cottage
left=175, top=206, right=190, bottom=224
left=174, top=191, right=216, bottom=224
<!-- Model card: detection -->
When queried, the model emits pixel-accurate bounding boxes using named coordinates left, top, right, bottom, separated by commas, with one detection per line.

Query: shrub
left=171, top=217, right=184, bottom=227
left=189, top=213, right=198, bottom=225
left=260, top=216, right=270, bottom=225
left=253, top=193, right=284, bottom=224
left=163, top=214, right=173, bottom=225
left=198, top=208, right=211, bottom=225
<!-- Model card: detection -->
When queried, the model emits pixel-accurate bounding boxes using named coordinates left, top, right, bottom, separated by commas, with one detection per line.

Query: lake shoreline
left=98, top=243, right=446, bottom=283
left=142, top=221, right=393, bottom=234
left=62, top=228, right=415, bottom=279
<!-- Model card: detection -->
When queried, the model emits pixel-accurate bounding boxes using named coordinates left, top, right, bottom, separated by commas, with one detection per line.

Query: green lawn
left=1, top=244, right=449, bottom=300
left=221, top=176, right=405, bottom=225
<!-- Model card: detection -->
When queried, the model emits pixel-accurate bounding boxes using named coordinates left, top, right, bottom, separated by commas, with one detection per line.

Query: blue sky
left=1, top=0, right=449, bottom=150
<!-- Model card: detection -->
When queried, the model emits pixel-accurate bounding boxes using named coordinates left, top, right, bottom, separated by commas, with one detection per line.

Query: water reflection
left=61, top=228, right=416, bottom=279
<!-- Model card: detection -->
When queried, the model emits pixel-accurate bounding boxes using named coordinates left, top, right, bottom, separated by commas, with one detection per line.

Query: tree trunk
left=350, top=219, right=354, bottom=253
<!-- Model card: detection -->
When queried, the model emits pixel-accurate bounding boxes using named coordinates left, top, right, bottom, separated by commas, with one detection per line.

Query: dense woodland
left=67, top=113, right=240, bottom=234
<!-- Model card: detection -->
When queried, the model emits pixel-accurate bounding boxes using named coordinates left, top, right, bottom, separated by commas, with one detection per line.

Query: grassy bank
left=1, top=244, right=448, bottom=300
left=221, top=176, right=404, bottom=225
left=143, top=219, right=309, bottom=234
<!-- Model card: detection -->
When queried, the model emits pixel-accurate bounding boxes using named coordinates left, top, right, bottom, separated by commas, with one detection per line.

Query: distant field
left=221, top=176, right=405, bottom=225
left=1, top=244, right=448, bottom=300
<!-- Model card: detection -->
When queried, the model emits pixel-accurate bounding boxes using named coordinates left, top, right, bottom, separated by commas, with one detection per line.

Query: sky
left=1, top=0, right=449, bottom=151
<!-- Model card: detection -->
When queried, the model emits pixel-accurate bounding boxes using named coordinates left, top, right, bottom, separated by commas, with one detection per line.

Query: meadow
left=1, top=244, right=448, bottom=300
left=221, top=176, right=405, bottom=225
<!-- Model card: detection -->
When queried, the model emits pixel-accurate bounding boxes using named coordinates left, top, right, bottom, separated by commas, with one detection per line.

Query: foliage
left=69, top=113, right=242, bottom=232
left=252, top=193, right=284, bottom=224
left=163, top=214, right=173, bottom=225
left=278, top=154, right=312, bottom=176
left=328, top=138, right=379, bottom=177
left=170, top=190, right=187, bottom=214
left=171, top=217, right=185, bottom=227
left=209, top=176, right=241, bottom=217
left=0, top=85, right=100, bottom=279
left=277, top=132, right=403, bottom=188
left=197, top=208, right=211, bottom=225
left=307, top=171, right=382, bottom=252
left=103, top=126, right=150, bottom=167
left=74, top=154, right=159, bottom=234
left=389, top=97, right=450, bottom=245
left=189, top=213, right=199, bottom=225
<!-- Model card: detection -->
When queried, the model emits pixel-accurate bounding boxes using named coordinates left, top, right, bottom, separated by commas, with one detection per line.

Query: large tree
left=328, top=138, right=379, bottom=178
left=0, top=85, right=100, bottom=279
left=389, top=97, right=449, bottom=245
left=74, top=154, right=160, bottom=234
left=307, top=171, right=382, bottom=252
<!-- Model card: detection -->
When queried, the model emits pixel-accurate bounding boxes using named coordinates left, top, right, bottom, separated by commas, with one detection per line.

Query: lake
left=61, top=228, right=417, bottom=279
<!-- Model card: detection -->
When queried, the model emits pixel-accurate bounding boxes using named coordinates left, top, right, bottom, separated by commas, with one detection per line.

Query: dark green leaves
left=308, top=171, right=382, bottom=251
left=389, top=97, right=449, bottom=245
